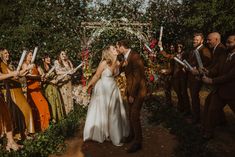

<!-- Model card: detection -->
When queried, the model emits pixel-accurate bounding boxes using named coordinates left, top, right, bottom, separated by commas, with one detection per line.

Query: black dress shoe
left=127, top=143, right=142, bottom=153
left=121, top=136, right=134, bottom=143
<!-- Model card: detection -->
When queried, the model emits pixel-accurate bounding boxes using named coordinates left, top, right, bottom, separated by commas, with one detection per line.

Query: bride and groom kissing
left=83, top=40, right=147, bottom=153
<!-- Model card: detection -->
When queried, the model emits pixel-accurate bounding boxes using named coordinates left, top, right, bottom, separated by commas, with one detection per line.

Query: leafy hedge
left=0, top=106, right=87, bottom=157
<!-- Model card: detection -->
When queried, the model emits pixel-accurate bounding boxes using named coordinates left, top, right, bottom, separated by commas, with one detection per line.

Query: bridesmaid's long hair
left=57, top=50, right=73, bottom=68
left=101, top=45, right=114, bottom=66
left=42, top=53, right=51, bottom=72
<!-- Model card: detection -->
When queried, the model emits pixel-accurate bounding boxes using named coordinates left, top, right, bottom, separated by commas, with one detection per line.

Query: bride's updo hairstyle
left=101, top=45, right=114, bottom=66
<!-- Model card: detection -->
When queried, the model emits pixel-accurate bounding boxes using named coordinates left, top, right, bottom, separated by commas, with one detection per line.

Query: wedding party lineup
left=0, top=0, right=235, bottom=157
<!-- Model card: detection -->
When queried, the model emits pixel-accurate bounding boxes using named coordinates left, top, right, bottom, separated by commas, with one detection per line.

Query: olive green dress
left=43, top=69, right=65, bottom=122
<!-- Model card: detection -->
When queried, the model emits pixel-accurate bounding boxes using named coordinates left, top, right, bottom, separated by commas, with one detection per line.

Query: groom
left=116, top=40, right=147, bottom=153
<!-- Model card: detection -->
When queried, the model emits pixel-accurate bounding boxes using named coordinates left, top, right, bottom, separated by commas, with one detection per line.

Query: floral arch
left=75, top=18, right=158, bottom=104
left=80, top=18, right=152, bottom=49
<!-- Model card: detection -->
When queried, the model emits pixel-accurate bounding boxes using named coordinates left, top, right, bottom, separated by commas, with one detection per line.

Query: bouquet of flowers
left=72, top=85, right=91, bottom=108
left=145, top=65, right=159, bottom=95
left=115, top=72, right=126, bottom=98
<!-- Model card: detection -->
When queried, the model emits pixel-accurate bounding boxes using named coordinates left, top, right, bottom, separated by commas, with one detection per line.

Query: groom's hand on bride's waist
left=128, top=96, right=134, bottom=104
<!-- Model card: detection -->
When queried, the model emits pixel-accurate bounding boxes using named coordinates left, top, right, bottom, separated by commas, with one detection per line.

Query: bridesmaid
left=22, top=50, right=50, bottom=132
left=42, top=53, right=65, bottom=123
left=0, top=48, right=35, bottom=136
left=54, top=51, right=74, bottom=115
left=0, top=69, right=23, bottom=151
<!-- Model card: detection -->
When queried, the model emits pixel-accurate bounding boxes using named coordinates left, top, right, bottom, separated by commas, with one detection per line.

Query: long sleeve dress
left=54, top=60, right=74, bottom=115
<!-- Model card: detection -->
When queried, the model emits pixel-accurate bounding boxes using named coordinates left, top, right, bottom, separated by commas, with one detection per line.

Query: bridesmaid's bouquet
left=72, top=85, right=90, bottom=107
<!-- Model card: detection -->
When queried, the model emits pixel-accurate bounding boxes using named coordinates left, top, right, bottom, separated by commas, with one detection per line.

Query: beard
left=227, top=45, right=235, bottom=51
left=193, top=42, right=201, bottom=48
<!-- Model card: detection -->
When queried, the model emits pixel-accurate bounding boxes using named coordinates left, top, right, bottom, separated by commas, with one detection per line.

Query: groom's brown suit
left=124, top=50, right=147, bottom=144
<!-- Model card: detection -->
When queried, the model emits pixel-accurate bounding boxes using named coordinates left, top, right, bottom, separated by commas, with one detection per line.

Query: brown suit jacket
left=212, top=51, right=235, bottom=100
left=188, top=45, right=212, bottom=80
left=188, top=45, right=212, bottom=68
left=124, top=50, right=146, bottom=98
left=208, top=43, right=226, bottom=71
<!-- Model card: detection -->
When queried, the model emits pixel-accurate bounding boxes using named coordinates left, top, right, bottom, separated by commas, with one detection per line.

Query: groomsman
left=202, top=34, right=235, bottom=139
left=207, top=32, right=227, bottom=70
left=203, top=32, right=227, bottom=128
left=188, top=33, right=212, bottom=124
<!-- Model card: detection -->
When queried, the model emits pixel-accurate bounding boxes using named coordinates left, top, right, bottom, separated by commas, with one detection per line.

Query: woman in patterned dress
left=54, top=51, right=74, bottom=115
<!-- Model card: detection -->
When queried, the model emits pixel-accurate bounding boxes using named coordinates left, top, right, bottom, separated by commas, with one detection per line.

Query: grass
left=0, top=105, right=87, bottom=157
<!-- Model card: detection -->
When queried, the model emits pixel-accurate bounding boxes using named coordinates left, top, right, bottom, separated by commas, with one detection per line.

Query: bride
left=83, top=45, right=129, bottom=146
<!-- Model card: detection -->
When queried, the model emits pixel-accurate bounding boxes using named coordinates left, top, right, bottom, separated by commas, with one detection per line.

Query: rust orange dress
left=0, top=91, right=12, bottom=136
left=27, top=66, right=50, bottom=132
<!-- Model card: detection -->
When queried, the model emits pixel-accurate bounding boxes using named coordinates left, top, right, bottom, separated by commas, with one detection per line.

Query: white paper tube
left=31, top=46, right=38, bottom=64
left=159, top=26, right=163, bottom=42
left=144, top=43, right=153, bottom=53
left=17, top=50, right=27, bottom=71
left=194, top=50, right=203, bottom=68
left=183, top=59, right=193, bottom=71
left=73, top=62, right=84, bottom=72
left=60, top=62, right=84, bottom=80
left=173, top=57, right=187, bottom=67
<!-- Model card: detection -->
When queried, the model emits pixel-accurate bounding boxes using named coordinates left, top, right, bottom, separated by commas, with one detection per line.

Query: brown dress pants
left=204, top=91, right=235, bottom=134
left=189, top=78, right=202, bottom=122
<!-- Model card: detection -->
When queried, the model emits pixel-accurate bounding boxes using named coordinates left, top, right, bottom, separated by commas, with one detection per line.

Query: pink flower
left=149, top=74, right=154, bottom=82
left=150, top=39, right=158, bottom=49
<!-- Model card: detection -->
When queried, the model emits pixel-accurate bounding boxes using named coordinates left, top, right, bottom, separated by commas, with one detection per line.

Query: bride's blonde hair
left=101, top=45, right=114, bottom=66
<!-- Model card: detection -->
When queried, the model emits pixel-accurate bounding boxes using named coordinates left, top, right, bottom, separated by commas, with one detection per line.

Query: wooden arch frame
left=80, top=18, right=152, bottom=49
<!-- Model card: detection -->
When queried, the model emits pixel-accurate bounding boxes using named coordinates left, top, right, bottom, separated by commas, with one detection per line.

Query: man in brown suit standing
left=202, top=34, right=235, bottom=139
left=188, top=33, right=212, bottom=124
left=203, top=32, right=227, bottom=128
left=207, top=32, right=227, bottom=70
left=116, top=40, right=147, bottom=153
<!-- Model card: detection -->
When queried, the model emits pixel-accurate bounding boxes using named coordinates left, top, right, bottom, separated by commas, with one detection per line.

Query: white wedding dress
left=83, top=67, right=129, bottom=146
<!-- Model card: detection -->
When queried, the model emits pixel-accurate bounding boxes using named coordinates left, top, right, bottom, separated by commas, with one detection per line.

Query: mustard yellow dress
left=0, top=62, right=34, bottom=134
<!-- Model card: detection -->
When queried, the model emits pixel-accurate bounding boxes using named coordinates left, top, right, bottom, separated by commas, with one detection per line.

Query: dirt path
left=50, top=107, right=178, bottom=157
left=50, top=90, right=235, bottom=157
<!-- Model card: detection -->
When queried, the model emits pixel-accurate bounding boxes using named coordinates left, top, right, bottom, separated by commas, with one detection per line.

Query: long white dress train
left=83, top=68, right=129, bottom=146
